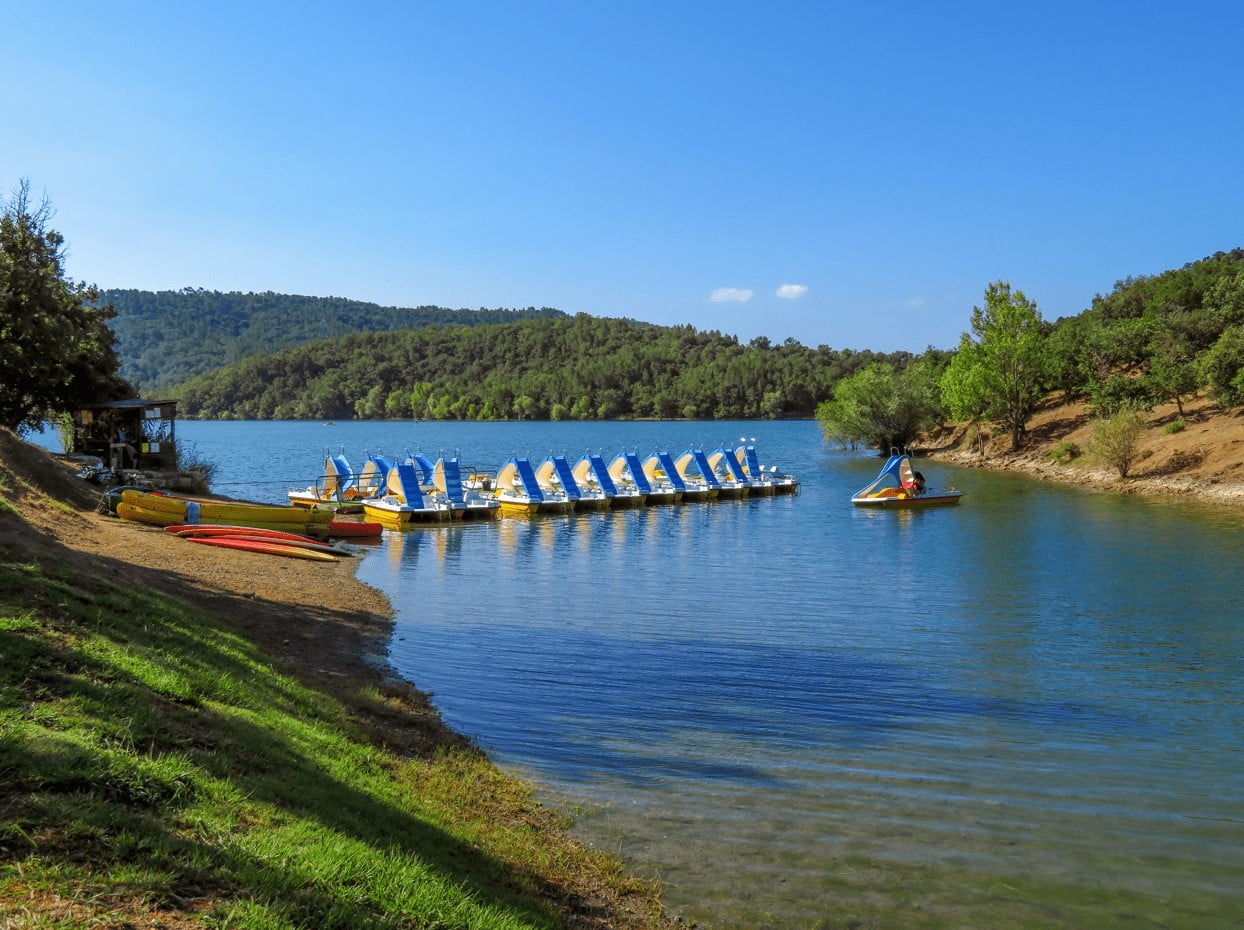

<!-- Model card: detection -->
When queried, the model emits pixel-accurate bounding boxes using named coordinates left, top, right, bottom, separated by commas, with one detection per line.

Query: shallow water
left=38, top=420, right=1244, bottom=927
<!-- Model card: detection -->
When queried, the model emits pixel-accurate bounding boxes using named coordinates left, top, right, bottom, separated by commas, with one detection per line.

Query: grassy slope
left=0, top=441, right=669, bottom=930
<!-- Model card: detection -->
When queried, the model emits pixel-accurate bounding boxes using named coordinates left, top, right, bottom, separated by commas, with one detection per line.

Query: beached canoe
left=126, top=490, right=334, bottom=525
left=183, top=535, right=339, bottom=562
left=166, top=525, right=352, bottom=556
left=118, top=501, right=320, bottom=534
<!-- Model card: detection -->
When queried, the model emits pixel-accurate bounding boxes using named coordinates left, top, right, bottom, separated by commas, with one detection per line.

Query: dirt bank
left=0, top=428, right=455, bottom=753
left=921, top=392, right=1244, bottom=505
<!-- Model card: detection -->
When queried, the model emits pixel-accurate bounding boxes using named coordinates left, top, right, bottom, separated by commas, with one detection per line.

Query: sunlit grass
left=0, top=558, right=662, bottom=929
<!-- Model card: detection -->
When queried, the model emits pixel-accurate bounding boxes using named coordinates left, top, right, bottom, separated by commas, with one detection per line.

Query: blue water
left=35, top=420, right=1244, bottom=927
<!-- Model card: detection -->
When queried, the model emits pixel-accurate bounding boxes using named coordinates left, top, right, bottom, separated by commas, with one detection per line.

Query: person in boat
left=911, top=471, right=926, bottom=496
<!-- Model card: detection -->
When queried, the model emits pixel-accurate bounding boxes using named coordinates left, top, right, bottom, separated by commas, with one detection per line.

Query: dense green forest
left=173, top=314, right=910, bottom=420
left=1044, top=248, right=1244, bottom=411
left=111, top=249, right=1244, bottom=427
left=101, top=288, right=566, bottom=391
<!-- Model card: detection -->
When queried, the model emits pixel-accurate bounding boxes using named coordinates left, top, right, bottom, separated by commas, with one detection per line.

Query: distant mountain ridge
left=100, top=288, right=567, bottom=392
left=103, top=247, right=1244, bottom=424
left=171, top=313, right=906, bottom=421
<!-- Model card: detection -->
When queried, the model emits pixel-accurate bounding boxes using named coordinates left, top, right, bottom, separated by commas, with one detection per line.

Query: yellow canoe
left=121, top=490, right=333, bottom=525
left=117, top=499, right=326, bottom=535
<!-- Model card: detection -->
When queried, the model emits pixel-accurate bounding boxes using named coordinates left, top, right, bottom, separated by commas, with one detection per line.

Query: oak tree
left=0, top=181, right=131, bottom=432
left=941, top=282, right=1048, bottom=451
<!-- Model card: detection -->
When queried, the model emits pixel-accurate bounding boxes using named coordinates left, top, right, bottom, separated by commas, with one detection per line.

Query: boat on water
left=401, top=450, right=442, bottom=502
left=350, top=451, right=392, bottom=501
left=430, top=455, right=499, bottom=520
left=116, top=437, right=799, bottom=536
left=492, top=456, right=574, bottom=516
left=536, top=454, right=609, bottom=510
left=672, top=449, right=724, bottom=501
left=851, top=454, right=962, bottom=508
left=648, top=450, right=709, bottom=502
left=640, top=452, right=686, bottom=504
left=707, top=446, right=758, bottom=497
left=738, top=443, right=799, bottom=494
left=288, top=450, right=371, bottom=512
left=362, top=460, right=455, bottom=529
left=602, top=452, right=654, bottom=506
left=572, top=453, right=642, bottom=508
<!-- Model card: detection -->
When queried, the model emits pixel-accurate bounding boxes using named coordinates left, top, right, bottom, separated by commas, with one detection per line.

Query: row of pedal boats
left=290, top=445, right=799, bottom=529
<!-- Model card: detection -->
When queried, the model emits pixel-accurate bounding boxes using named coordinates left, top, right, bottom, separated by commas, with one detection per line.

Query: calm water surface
left=47, top=420, right=1244, bottom=927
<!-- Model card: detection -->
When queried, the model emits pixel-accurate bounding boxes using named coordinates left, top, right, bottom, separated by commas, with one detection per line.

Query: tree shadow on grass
left=1, top=537, right=613, bottom=929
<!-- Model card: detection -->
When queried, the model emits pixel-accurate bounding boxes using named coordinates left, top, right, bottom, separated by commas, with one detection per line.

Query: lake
left=34, top=419, right=1244, bottom=928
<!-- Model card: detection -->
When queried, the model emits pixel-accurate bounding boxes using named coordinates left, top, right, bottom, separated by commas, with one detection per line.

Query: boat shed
left=71, top=399, right=178, bottom=472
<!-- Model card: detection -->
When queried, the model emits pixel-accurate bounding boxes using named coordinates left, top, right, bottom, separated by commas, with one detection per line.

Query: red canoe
left=326, top=519, right=383, bottom=538
left=184, top=535, right=340, bottom=562
left=165, top=523, right=320, bottom=542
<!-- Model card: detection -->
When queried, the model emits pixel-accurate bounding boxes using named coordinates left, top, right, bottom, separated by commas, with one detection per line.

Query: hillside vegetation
left=103, top=288, right=567, bottom=392
left=819, top=249, right=1244, bottom=457
left=102, top=250, right=1244, bottom=434
left=1043, top=248, right=1244, bottom=413
left=172, top=313, right=912, bottom=421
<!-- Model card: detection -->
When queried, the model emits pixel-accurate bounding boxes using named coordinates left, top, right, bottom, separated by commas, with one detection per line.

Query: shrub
left=52, top=412, right=76, bottom=454
left=1049, top=441, right=1081, bottom=464
left=1088, top=404, right=1149, bottom=477
left=1164, top=420, right=1186, bottom=434
left=175, top=440, right=217, bottom=493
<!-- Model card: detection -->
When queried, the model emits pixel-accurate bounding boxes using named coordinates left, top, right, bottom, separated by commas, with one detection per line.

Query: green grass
left=0, top=558, right=658, bottom=929
left=1048, top=440, right=1081, bottom=464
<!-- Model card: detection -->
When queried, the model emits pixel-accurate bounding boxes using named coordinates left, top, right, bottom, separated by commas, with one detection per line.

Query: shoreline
left=919, top=393, right=1244, bottom=507
left=2, top=428, right=676, bottom=928
left=928, top=446, right=1244, bottom=505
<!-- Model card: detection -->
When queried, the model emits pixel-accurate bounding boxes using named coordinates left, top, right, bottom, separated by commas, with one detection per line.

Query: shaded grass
left=0, top=558, right=663, bottom=929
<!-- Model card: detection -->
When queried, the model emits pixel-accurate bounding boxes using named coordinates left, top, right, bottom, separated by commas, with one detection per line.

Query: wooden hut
left=71, top=399, right=178, bottom=472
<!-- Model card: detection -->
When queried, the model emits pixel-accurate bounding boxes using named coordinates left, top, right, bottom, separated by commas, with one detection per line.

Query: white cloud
left=903, top=296, right=930, bottom=308
left=710, top=287, right=754, bottom=303
left=776, top=283, right=808, bottom=300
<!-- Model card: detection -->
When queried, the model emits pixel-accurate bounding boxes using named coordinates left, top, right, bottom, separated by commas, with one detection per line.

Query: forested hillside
left=173, top=314, right=909, bottom=420
left=101, top=288, right=566, bottom=391
left=818, top=249, right=1244, bottom=455
left=116, top=249, right=1244, bottom=426
left=1045, top=248, right=1244, bottom=410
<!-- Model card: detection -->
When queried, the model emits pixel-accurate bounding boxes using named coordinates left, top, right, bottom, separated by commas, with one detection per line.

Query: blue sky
left=3, top=2, right=1241, bottom=353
